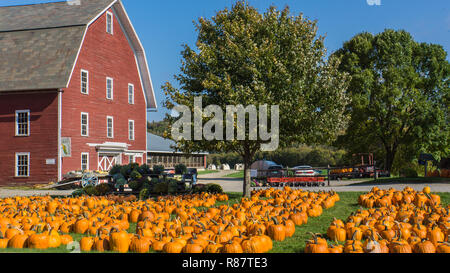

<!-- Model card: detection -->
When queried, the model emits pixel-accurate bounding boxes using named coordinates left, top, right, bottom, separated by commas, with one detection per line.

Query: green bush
left=153, top=165, right=165, bottom=175
left=83, top=185, right=98, bottom=196
left=152, top=182, right=168, bottom=194
left=109, top=165, right=122, bottom=176
left=72, top=189, right=85, bottom=197
left=175, top=164, right=187, bottom=175
left=130, top=170, right=143, bottom=181
left=168, top=179, right=178, bottom=194
left=138, top=164, right=152, bottom=175
left=120, top=164, right=133, bottom=180
left=399, top=168, right=418, bottom=178
left=128, top=180, right=143, bottom=191
left=139, top=188, right=151, bottom=200
left=192, top=184, right=207, bottom=193
left=95, top=183, right=113, bottom=196
left=205, top=183, right=223, bottom=194
left=150, top=177, right=160, bottom=184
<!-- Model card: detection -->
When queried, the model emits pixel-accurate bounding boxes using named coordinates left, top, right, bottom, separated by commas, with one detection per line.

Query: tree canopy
left=163, top=1, right=350, bottom=196
left=332, top=29, right=449, bottom=173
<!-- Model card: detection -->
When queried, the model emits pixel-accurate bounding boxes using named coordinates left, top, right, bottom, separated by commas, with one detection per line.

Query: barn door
left=98, top=154, right=121, bottom=171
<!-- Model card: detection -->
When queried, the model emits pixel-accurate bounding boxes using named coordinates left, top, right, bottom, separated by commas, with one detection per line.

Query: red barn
left=0, top=0, right=157, bottom=185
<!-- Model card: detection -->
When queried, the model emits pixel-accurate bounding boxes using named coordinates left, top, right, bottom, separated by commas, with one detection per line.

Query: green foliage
left=205, top=183, right=223, bottom=194
left=208, top=145, right=347, bottom=168
left=152, top=182, right=168, bottom=194
left=95, top=183, right=113, bottom=196
left=72, top=189, right=85, bottom=197
left=399, top=168, right=419, bottom=178
left=83, top=185, right=98, bottom=196
left=128, top=180, right=143, bottom=191
left=333, top=29, right=449, bottom=172
left=162, top=1, right=350, bottom=197
left=147, top=119, right=171, bottom=137
left=138, top=164, right=152, bottom=176
left=168, top=179, right=179, bottom=194
left=153, top=165, right=165, bottom=175
left=175, top=164, right=187, bottom=175
left=192, top=184, right=207, bottom=194
left=120, top=164, right=133, bottom=180
left=109, top=165, right=122, bottom=176
left=130, top=170, right=143, bottom=181
left=139, top=188, right=151, bottom=200
left=150, top=177, right=160, bottom=184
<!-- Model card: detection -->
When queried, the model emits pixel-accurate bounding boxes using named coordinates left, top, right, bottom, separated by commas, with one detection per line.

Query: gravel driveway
left=198, top=171, right=450, bottom=193
left=0, top=172, right=448, bottom=198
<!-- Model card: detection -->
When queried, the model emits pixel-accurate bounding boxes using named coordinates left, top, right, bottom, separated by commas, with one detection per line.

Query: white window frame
left=15, top=110, right=30, bottom=137
left=81, top=69, right=89, bottom=94
left=129, top=155, right=135, bottom=163
left=107, top=116, right=114, bottom=139
left=128, top=120, right=135, bottom=141
left=106, top=11, right=114, bottom=34
left=81, top=153, right=89, bottom=171
left=106, top=77, right=114, bottom=100
left=15, top=152, right=30, bottom=177
left=128, top=83, right=134, bottom=105
left=81, top=112, right=89, bottom=137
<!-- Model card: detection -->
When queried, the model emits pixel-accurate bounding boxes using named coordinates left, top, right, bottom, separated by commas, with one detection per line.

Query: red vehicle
left=330, top=153, right=390, bottom=180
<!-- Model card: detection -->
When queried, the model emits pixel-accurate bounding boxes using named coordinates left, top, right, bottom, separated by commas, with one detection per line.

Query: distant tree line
left=208, top=145, right=348, bottom=169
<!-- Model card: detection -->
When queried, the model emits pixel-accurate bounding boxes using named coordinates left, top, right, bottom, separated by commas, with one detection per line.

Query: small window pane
left=107, top=78, right=113, bottom=100
left=16, top=154, right=29, bottom=177
left=128, top=84, right=134, bottom=104
left=81, top=113, right=89, bottom=136
left=81, top=71, right=88, bottom=94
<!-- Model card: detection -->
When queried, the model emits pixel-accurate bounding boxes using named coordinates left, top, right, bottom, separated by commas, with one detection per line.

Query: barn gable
left=0, top=0, right=156, bottom=109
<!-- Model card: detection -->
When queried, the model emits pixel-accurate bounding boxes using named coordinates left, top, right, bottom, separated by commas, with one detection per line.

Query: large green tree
left=333, top=29, right=449, bottom=173
left=163, top=1, right=350, bottom=197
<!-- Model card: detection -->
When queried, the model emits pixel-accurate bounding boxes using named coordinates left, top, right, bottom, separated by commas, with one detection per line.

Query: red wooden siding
left=61, top=8, right=147, bottom=175
left=0, top=92, right=59, bottom=185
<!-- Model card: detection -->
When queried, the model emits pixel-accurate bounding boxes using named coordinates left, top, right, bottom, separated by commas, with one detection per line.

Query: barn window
left=106, top=77, right=114, bottom=100
left=106, top=11, right=113, bottom=34
left=81, top=70, right=89, bottom=94
left=128, top=84, right=134, bottom=104
left=107, top=116, right=114, bottom=138
left=81, top=112, right=89, bottom=137
left=15, top=153, right=30, bottom=177
left=129, top=155, right=135, bottom=163
left=15, top=110, right=30, bottom=136
left=81, top=153, right=89, bottom=171
left=128, top=120, right=135, bottom=141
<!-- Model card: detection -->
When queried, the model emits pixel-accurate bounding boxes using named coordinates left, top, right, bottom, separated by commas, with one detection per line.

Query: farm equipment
left=329, top=153, right=390, bottom=180
left=47, top=171, right=112, bottom=190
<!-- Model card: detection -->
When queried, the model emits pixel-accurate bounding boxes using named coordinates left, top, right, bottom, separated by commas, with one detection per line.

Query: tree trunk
left=243, top=156, right=252, bottom=198
left=384, top=146, right=397, bottom=174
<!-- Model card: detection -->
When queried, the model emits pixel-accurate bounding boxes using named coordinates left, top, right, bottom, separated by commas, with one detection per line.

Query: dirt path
left=0, top=189, right=74, bottom=198
left=197, top=173, right=450, bottom=193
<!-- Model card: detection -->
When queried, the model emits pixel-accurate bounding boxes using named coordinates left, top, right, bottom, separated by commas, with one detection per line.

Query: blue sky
left=2, top=0, right=449, bottom=122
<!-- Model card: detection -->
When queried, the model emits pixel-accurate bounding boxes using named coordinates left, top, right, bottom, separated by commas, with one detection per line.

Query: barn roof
left=0, top=0, right=157, bottom=109
left=147, top=133, right=208, bottom=155
left=0, top=0, right=114, bottom=32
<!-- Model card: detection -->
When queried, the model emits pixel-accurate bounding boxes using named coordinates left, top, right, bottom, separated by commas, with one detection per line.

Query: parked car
left=267, top=165, right=284, bottom=177
left=292, top=166, right=320, bottom=177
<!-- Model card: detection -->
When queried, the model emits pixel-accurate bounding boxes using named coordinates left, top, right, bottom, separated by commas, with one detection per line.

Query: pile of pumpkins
left=0, top=193, right=226, bottom=252
left=0, top=188, right=339, bottom=253
left=305, top=186, right=449, bottom=253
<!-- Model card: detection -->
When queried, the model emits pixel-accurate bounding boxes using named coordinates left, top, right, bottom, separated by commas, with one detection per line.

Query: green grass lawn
left=223, top=170, right=244, bottom=178
left=197, top=170, right=220, bottom=176
left=1, top=191, right=448, bottom=253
